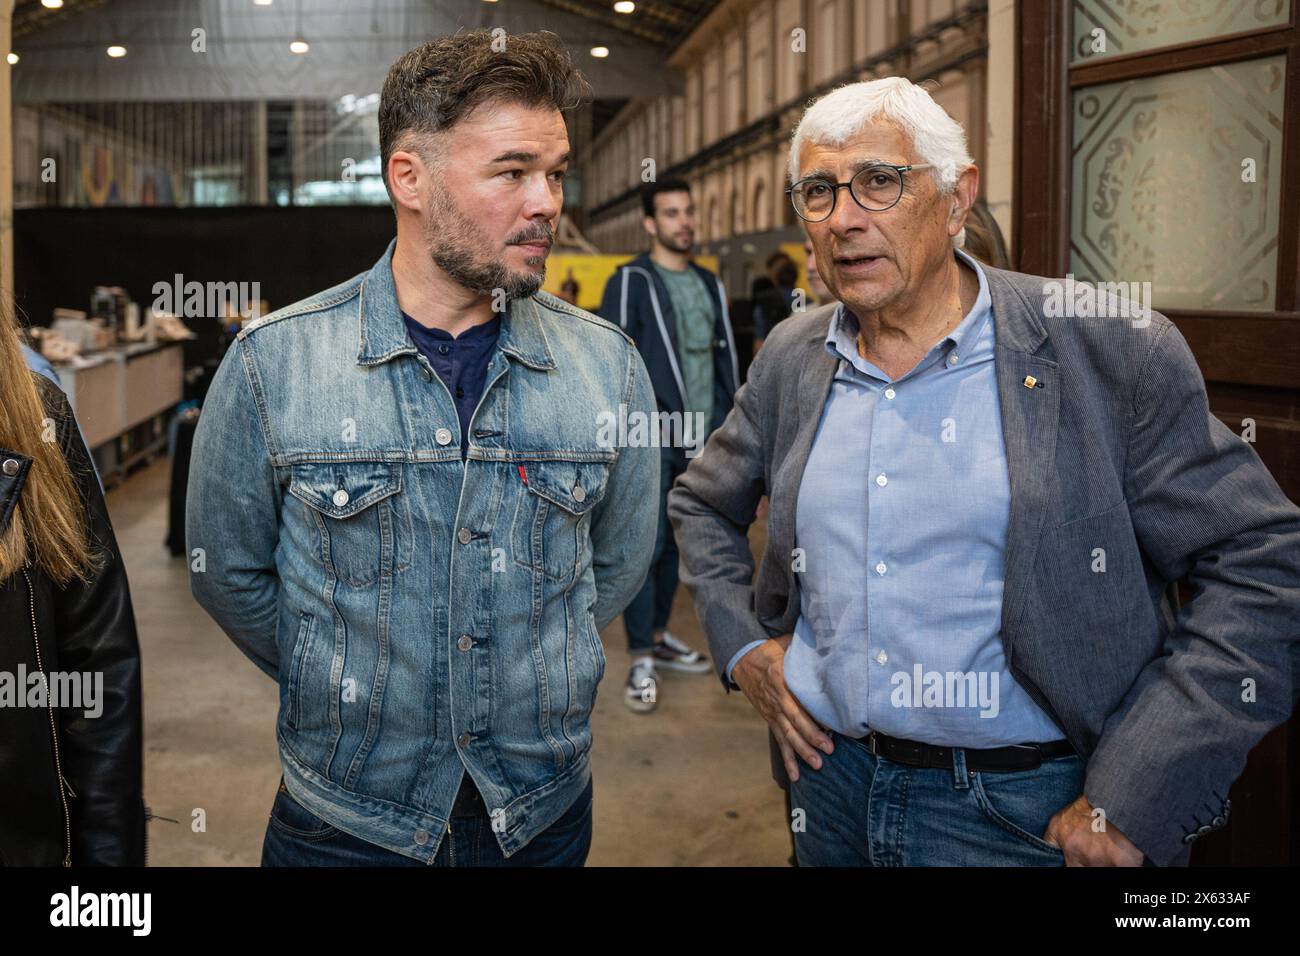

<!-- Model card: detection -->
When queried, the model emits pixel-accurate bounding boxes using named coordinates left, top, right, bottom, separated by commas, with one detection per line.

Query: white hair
left=788, top=76, right=974, bottom=197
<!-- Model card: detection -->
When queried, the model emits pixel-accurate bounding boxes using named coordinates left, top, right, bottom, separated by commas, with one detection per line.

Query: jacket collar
left=356, top=238, right=555, bottom=371
left=0, top=450, right=32, bottom=535
left=983, top=264, right=1050, bottom=355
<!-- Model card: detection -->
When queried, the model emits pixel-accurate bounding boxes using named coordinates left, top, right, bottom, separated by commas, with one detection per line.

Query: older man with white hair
left=668, top=77, right=1300, bottom=866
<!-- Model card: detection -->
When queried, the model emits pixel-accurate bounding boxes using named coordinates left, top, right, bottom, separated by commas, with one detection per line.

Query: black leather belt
left=450, top=775, right=486, bottom=818
left=852, top=729, right=1075, bottom=773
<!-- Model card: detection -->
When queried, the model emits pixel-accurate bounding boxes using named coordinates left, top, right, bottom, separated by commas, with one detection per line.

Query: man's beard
left=424, top=181, right=550, bottom=301
left=656, top=226, right=693, bottom=254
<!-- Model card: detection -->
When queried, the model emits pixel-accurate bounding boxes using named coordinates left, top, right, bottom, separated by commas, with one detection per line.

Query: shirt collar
left=825, top=247, right=993, bottom=375
left=402, top=311, right=502, bottom=344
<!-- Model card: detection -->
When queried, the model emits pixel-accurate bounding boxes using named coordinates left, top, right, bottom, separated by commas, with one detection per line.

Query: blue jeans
left=262, top=777, right=593, bottom=867
left=789, top=731, right=1084, bottom=866
left=623, top=453, right=684, bottom=653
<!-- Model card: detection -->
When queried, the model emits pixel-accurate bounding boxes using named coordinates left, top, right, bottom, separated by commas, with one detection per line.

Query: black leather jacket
left=0, top=373, right=146, bottom=866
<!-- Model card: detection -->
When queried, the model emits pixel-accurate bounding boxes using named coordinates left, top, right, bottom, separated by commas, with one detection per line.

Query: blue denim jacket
left=187, top=239, right=659, bottom=861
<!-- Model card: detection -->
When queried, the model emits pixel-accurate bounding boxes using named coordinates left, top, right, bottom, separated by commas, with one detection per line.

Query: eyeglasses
left=786, top=163, right=934, bottom=222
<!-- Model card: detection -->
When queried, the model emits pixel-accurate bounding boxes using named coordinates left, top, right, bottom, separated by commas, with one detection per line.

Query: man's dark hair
left=774, top=259, right=798, bottom=288
left=641, top=178, right=692, bottom=218
left=379, top=30, right=591, bottom=203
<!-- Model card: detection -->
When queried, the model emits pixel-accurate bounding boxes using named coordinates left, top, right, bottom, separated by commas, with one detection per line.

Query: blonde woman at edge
left=0, top=302, right=145, bottom=865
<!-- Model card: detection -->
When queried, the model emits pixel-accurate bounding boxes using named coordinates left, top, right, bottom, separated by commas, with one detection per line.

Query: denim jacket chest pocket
left=287, top=460, right=413, bottom=587
left=511, top=458, right=611, bottom=585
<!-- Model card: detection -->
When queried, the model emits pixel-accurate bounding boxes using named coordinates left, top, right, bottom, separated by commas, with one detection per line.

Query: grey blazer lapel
left=987, top=269, right=1060, bottom=647
left=771, top=318, right=838, bottom=622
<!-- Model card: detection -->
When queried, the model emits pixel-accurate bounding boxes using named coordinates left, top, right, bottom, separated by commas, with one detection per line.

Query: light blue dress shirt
left=22, top=344, right=61, bottom=386
left=727, top=251, right=1062, bottom=747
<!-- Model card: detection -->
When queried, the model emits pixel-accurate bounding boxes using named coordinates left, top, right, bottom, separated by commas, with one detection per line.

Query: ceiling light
left=590, top=46, right=609, bottom=58
left=289, top=39, right=310, bottom=54
left=42, top=0, right=65, bottom=10
left=614, top=1, right=635, bottom=12
left=253, top=0, right=274, bottom=6
left=6, top=53, right=18, bottom=65
left=107, top=45, right=127, bottom=58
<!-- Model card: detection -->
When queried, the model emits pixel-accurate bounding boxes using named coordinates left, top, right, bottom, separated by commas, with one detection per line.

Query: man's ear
left=642, top=215, right=657, bottom=239
left=947, top=164, right=980, bottom=238
left=388, top=148, right=427, bottom=213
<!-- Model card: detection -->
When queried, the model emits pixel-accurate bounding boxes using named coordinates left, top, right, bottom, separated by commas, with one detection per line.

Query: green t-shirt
left=652, top=261, right=715, bottom=425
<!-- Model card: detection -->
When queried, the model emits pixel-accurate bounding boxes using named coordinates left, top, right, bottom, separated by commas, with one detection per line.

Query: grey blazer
left=667, top=264, right=1300, bottom=866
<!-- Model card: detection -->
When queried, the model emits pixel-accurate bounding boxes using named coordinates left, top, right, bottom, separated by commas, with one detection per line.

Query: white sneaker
left=624, top=657, right=659, bottom=713
left=652, top=630, right=712, bottom=673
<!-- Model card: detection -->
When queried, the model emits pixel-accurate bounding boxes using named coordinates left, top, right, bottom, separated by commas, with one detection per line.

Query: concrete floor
left=106, top=456, right=791, bottom=866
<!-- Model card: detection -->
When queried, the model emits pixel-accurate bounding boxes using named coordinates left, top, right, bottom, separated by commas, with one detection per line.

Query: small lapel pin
left=1023, top=375, right=1044, bottom=389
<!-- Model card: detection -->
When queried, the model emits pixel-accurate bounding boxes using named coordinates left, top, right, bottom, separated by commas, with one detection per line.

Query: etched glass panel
left=1072, top=0, right=1290, bottom=64
left=1070, top=56, right=1283, bottom=311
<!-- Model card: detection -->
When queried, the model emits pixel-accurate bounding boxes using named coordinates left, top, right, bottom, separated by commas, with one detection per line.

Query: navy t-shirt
left=401, top=312, right=502, bottom=455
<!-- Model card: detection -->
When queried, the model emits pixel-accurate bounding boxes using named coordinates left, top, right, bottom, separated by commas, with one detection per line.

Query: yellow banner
left=542, top=254, right=722, bottom=314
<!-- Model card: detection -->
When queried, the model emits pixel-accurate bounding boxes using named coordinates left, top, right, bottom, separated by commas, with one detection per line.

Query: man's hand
left=732, top=635, right=833, bottom=782
left=1044, top=794, right=1144, bottom=866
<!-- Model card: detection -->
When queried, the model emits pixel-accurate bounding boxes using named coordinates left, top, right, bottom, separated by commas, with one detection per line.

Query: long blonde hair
left=0, top=303, right=95, bottom=584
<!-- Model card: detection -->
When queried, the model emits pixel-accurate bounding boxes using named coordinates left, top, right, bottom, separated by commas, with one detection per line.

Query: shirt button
left=572, top=485, right=586, bottom=503
left=875, top=561, right=887, bottom=575
left=457, top=527, right=472, bottom=544
left=875, top=473, right=888, bottom=487
left=457, top=634, right=473, bottom=652
left=414, top=828, right=429, bottom=846
left=875, top=650, right=888, bottom=665
left=884, top=388, right=896, bottom=400
left=437, top=344, right=450, bottom=355
left=947, top=352, right=959, bottom=366
left=457, top=732, right=473, bottom=748
left=435, top=427, right=453, bottom=446
left=332, top=489, right=350, bottom=507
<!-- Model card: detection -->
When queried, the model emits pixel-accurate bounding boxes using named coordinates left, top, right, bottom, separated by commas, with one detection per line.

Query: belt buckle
left=866, top=731, right=880, bottom=756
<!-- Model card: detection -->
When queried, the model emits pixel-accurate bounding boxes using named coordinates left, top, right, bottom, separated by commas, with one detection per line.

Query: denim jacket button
left=457, top=634, right=473, bottom=652
left=332, top=489, right=349, bottom=507
left=572, top=484, right=586, bottom=503
left=1, top=459, right=18, bottom=476
left=457, top=732, right=473, bottom=748
left=414, top=829, right=429, bottom=846
left=435, top=428, right=453, bottom=446
left=457, top=527, right=472, bottom=545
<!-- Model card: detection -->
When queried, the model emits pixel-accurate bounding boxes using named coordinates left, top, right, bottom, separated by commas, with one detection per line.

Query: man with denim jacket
left=187, top=31, right=658, bottom=866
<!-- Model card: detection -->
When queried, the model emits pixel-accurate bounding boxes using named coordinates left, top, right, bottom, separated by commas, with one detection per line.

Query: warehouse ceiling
left=9, top=0, right=714, bottom=102
left=528, top=0, right=716, bottom=49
